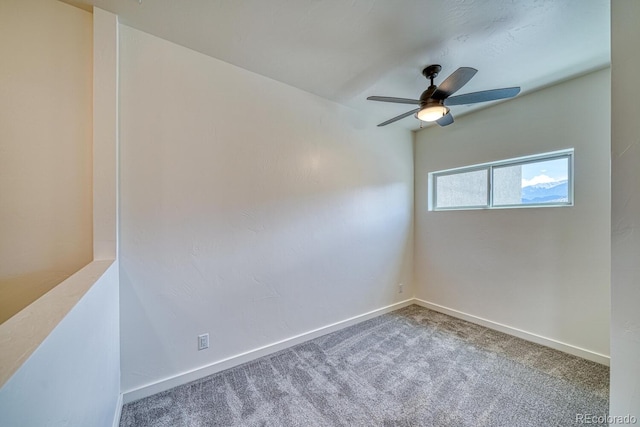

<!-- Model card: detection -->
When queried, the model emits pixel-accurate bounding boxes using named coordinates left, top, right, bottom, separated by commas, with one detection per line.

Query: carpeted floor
left=120, top=305, right=609, bottom=426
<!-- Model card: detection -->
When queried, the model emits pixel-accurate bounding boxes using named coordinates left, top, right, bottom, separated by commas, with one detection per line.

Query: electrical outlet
left=399, top=283, right=404, bottom=294
left=198, top=333, right=209, bottom=351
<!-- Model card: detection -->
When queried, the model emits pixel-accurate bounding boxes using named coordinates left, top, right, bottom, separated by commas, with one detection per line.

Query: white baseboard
left=122, top=297, right=609, bottom=404
left=111, top=392, right=123, bottom=427
left=122, top=299, right=415, bottom=404
left=413, top=298, right=610, bottom=366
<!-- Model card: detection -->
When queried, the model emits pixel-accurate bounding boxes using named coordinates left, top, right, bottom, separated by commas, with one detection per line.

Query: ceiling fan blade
left=444, top=87, right=521, bottom=106
left=436, top=113, right=454, bottom=127
left=377, top=108, right=420, bottom=127
left=432, top=67, right=478, bottom=100
left=367, top=96, right=421, bottom=105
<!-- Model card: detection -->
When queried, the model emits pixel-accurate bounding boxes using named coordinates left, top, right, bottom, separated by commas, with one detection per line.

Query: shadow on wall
left=0, top=268, right=83, bottom=324
left=118, top=180, right=413, bottom=391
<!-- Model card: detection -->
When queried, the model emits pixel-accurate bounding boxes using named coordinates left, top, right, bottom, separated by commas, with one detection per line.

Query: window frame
left=428, top=149, right=574, bottom=211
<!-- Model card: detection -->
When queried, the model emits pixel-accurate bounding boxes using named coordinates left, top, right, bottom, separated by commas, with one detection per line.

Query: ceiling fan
left=367, top=65, right=520, bottom=127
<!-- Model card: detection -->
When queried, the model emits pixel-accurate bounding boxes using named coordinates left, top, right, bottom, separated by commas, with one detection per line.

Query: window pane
left=492, top=165, right=523, bottom=205
left=493, top=157, right=569, bottom=206
left=435, top=169, right=488, bottom=209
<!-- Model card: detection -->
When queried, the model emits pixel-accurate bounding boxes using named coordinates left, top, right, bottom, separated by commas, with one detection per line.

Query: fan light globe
left=417, top=105, right=449, bottom=122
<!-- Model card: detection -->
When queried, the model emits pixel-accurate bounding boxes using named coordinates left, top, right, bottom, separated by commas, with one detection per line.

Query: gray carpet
left=120, top=305, right=609, bottom=426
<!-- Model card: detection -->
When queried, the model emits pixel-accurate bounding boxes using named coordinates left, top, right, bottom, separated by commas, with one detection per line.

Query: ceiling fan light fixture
left=417, top=104, right=449, bottom=122
left=367, top=65, right=520, bottom=127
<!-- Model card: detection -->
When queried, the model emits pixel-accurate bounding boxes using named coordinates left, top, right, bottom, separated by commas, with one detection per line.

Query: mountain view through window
left=431, top=150, right=572, bottom=210
left=493, top=157, right=569, bottom=206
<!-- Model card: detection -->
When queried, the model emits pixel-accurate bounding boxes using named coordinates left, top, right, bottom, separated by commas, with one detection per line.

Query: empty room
left=1, top=0, right=639, bottom=426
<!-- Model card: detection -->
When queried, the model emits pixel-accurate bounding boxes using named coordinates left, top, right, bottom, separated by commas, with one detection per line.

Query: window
left=434, top=168, right=488, bottom=209
left=429, top=149, right=573, bottom=211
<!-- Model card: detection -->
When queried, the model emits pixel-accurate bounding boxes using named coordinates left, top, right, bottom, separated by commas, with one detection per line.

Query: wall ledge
left=0, top=259, right=115, bottom=387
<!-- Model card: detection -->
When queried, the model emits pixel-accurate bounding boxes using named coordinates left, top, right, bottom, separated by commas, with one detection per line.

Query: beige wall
left=1, top=10, right=121, bottom=427
left=0, top=0, right=93, bottom=323
left=414, top=69, right=611, bottom=361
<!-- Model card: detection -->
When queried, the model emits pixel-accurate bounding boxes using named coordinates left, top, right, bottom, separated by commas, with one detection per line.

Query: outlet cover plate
left=198, top=333, right=209, bottom=351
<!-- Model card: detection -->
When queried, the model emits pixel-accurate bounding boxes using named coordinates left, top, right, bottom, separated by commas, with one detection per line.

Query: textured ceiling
left=68, top=0, right=610, bottom=130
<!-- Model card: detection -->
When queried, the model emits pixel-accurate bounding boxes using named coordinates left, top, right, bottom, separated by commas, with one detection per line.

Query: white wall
left=414, top=69, right=611, bottom=360
left=0, top=0, right=93, bottom=323
left=610, top=0, right=640, bottom=417
left=118, top=25, right=414, bottom=395
left=0, top=262, right=121, bottom=427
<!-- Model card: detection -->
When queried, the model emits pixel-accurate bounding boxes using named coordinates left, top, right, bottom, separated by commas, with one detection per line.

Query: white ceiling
left=69, top=0, right=610, bottom=130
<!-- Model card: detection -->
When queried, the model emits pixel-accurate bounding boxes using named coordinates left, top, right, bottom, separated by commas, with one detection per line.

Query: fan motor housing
left=420, top=87, right=437, bottom=103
